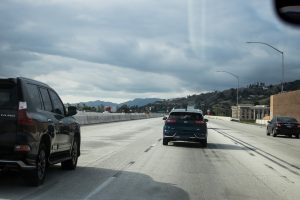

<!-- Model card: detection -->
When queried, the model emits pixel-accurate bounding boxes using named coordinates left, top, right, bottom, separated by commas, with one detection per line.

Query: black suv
left=0, top=77, right=80, bottom=186
left=163, top=109, right=208, bottom=147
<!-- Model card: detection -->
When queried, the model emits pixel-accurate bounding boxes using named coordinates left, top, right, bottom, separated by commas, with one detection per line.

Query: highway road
left=0, top=118, right=300, bottom=200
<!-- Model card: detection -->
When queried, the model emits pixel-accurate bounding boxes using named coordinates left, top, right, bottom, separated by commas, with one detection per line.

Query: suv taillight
left=195, top=120, right=205, bottom=124
left=276, top=123, right=283, bottom=128
left=166, top=119, right=176, bottom=124
left=17, top=102, right=33, bottom=126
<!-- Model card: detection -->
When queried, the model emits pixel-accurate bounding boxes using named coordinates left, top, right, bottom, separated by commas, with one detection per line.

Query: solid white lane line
left=83, top=160, right=136, bottom=200
left=83, top=177, right=115, bottom=200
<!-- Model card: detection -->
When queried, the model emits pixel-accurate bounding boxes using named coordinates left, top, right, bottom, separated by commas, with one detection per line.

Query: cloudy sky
left=1, top=0, right=300, bottom=103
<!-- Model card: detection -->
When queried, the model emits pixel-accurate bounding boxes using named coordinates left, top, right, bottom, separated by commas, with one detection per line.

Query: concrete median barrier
left=74, top=112, right=163, bottom=125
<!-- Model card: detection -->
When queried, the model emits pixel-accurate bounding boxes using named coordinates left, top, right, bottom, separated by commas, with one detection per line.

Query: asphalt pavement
left=0, top=118, right=299, bottom=200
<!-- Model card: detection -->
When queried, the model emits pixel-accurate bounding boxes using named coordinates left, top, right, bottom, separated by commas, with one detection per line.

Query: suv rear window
left=0, top=82, right=17, bottom=109
left=169, top=112, right=203, bottom=121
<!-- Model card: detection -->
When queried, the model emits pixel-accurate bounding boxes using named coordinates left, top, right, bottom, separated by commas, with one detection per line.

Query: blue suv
left=163, top=109, right=208, bottom=147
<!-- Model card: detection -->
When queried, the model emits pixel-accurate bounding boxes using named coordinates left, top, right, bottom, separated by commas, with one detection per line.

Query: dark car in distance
left=0, top=77, right=80, bottom=186
left=267, top=116, right=300, bottom=138
left=163, top=109, right=208, bottom=147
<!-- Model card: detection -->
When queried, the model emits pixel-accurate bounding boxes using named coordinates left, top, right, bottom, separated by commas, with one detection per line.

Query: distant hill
left=120, top=98, right=161, bottom=107
left=141, top=80, right=300, bottom=116
left=72, top=80, right=300, bottom=115
left=78, top=100, right=118, bottom=107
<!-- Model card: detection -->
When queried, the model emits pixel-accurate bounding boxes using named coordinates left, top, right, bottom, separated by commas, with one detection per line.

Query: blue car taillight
left=195, top=120, right=205, bottom=125
left=165, top=119, right=176, bottom=124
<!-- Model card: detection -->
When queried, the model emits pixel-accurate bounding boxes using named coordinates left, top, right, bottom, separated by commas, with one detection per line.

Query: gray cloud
left=0, top=0, right=300, bottom=103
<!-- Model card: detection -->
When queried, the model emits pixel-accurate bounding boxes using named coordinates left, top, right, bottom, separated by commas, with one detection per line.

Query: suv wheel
left=61, top=137, right=78, bottom=170
left=24, top=144, right=47, bottom=186
left=266, top=128, right=270, bottom=136
left=201, top=139, right=207, bottom=147
left=162, top=139, right=168, bottom=146
left=295, top=134, right=300, bottom=139
left=272, top=129, right=277, bottom=137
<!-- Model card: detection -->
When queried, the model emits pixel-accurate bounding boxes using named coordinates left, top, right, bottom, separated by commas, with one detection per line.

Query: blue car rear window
left=169, top=112, right=203, bottom=121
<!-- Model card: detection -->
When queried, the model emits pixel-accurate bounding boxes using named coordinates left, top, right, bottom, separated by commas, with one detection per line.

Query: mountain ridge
left=76, top=98, right=162, bottom=108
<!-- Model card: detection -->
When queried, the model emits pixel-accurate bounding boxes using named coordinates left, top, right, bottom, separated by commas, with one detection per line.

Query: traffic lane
left=170, top=127, right=299, bottom=200
left=207, top=126, right=300, bottom=200
left=79, top=118, right=164, bottom=166
left=0, top=118, right=165, bottom=199
left=208, top=118, right=300, bottom=169
left=88, top=126, right=298, bottom=200
left=209, top=118, right=300, bottom=148
left=0, top=166, right=189, bottom=200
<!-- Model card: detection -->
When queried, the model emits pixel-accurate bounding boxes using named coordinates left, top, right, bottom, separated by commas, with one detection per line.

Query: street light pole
left=246, top=41, right=284, bottom=93
left=281, top=52, right=284, bottom=92
left=216, top=70, right=240, bottom=120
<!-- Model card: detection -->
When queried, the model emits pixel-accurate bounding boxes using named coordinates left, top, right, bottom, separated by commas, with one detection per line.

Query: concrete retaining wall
left=205, top=115, right=232, bottom=121
left=74, top=112, right=163, bottom=125
left=270, top=90, right=300, bottom=122
left=205, top=115, right=269, bottom=126
left=255, top=119, right=269, bottom=125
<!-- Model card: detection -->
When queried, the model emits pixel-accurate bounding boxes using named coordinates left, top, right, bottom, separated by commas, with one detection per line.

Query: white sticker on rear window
left=19, top=101, right=27, bottom=110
